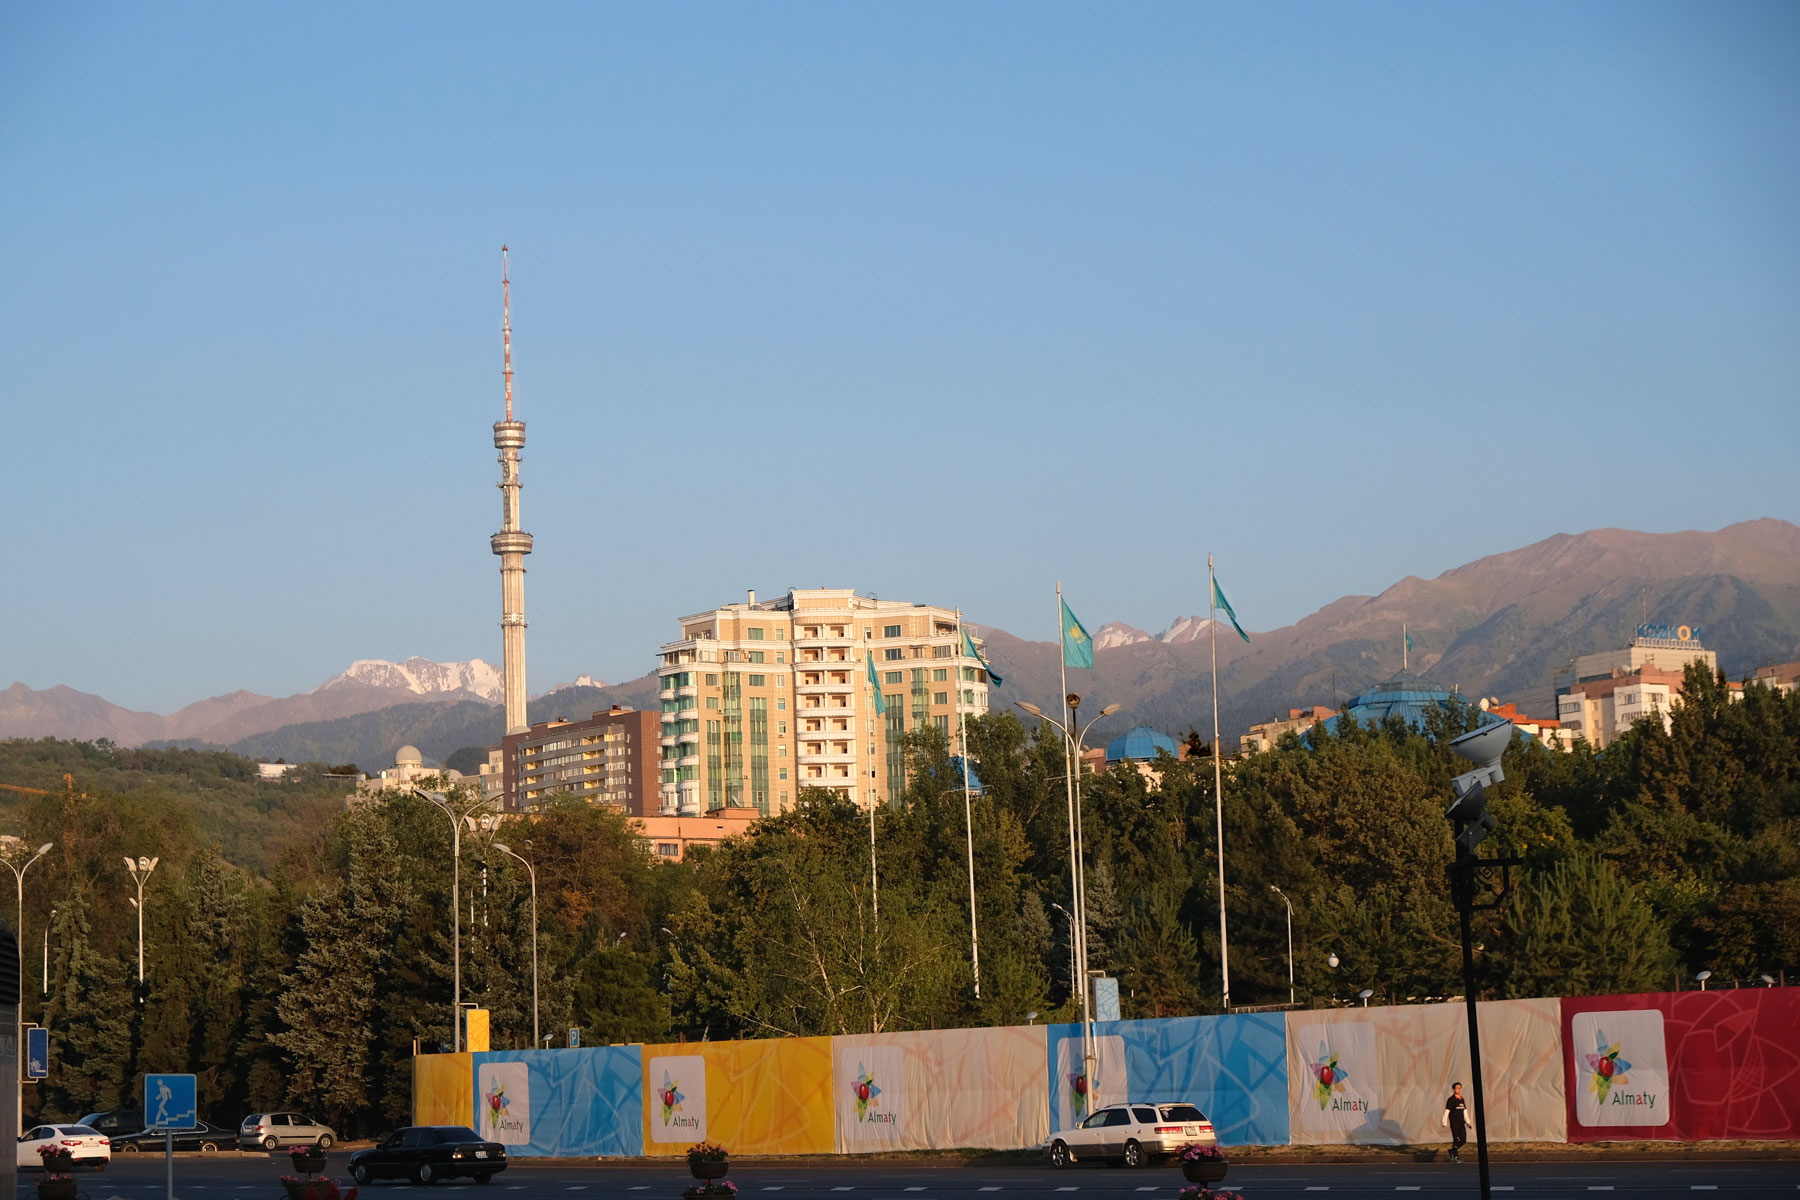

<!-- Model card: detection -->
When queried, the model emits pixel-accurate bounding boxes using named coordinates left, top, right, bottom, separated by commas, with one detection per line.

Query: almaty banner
left=640, top=1037, right=836, bottom=1157
left=832, top=1025, right=1048, bottom=1152
left=474, top=1047, right=644, bottom=1157
left=1561, top=991, right=1800, bottom=1142
left=1286, top=1000, right=1565, bottom=1145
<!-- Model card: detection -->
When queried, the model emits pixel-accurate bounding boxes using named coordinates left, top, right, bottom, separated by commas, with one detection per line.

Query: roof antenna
left=502, top=245, right=514, bottom=422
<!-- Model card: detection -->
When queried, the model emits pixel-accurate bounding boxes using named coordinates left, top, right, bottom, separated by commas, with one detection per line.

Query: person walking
left=1444, top=1081, right=1468, bottom=1163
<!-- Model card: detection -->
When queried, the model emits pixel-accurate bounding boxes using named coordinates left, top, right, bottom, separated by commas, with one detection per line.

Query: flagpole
left=1403, top=622, right=1409, bottom=672
left=1210, top=555, right=1231, bottom=1012
left=957, top=608, right=981, bottom=1001
left=1057, top=582, right=1094, bottom=1082
left=864, top=637, right=879, bottom=931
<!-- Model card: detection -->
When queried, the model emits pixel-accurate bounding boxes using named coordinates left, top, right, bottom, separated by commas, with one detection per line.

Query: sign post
left=24, top=1027, right=46, bottom=1081
left=145, top=1073, right=197, bottom=1200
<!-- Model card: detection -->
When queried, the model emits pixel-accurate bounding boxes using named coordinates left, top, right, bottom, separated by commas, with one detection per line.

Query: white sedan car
left=19, top=1124, right=111, bottom=1170
left=1044, top=1101, right=1216, bottom=1168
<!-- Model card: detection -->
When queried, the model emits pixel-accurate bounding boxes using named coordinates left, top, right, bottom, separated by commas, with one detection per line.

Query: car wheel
left=1049, top=1140, right=1070, bottom=1169
left=263, top=1136, right=279, bottom=1151
left=121, top=1144, right=140, bottom=1154
left=317, top=1136, right=334, bottom=1151
left=415, top=1162, right=436, bottom=1185
left=472, top=1172, right=493, bottom=1185
left=1122, top=1140, right=1143, bottom=1168
left=352, top=1165, right=372, bottom=1185
left=200, top=1142, right=218, bottom=1153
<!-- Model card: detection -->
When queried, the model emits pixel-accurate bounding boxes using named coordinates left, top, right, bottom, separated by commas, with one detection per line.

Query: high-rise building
left=491, top=247, right=533, bottom=737
left=654, top=588, right=994, bottom=817
left=497, top=706, right=660, bottom=814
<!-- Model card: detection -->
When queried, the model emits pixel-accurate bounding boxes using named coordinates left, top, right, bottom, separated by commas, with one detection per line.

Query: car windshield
left=1158, top=1104, right=1206, bottom=1122
left=432, top=1127, right=482, bottom=1143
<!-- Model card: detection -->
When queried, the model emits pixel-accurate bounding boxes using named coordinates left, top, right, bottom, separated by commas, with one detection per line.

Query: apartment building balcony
left=660, top=735, right=678, bottom=749
left=796, top=680, right=854, bottom=695
left=677, top=684, right=698, bottom=698
left=677, top=707, right=699, bottom=720
left=799, top=751, right=857, bottom=766
left=794, top=634, right=857, bottom=649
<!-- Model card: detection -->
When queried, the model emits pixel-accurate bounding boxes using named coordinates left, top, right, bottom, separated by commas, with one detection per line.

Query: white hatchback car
left=1044, top=1101, right=1216, bottom=1168
left=19, top=1124, right=111, bottom=1170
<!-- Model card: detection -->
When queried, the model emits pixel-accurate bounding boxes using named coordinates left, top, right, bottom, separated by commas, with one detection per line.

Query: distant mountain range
left=0, top=657, right=606, bottom=751
left=979, top=518, right=1800, bottom=740
left=5, top=520, right=1798, bottom=768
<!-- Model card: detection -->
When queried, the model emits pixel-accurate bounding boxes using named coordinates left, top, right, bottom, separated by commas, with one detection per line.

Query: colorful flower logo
left=659, top=1070, right=686, bottom=1126
left=483, top=1079, right=509, bottom=1131
left=1067, top=1071, right=1091, bottom=1119
left=851, top=1061, right=883, bottom=1122
left=1308, top=1044, right=1349, bottom=1110
left=1584, top=1029, right=1632, bottom=1103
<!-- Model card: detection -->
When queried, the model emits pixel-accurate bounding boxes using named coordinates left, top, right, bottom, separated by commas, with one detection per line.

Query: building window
left=778, top=744, right=787, bottom=757
left=885, top=648, right=903, bottom=661
left=748, top=674, right=766, bottom=687
left=747, top=628, right=765, bottom=640
left=706, top=697, right=719, bottom=709
left=776, top=652, right=785, bottom=663
left=886, top=670, right=903, bottom=684
left=934, top=715, right=950, bottom=735
left=884, top=624, right=902, bottom=638
left=705, top=673, right=719, bottom=686
left=777, top=698, right=786, bottom=710
left=778, top=720, right=787, bottom=734
left=779, top=768, right=788, bottom=780
left=934, top=668, right=948, bottom=681
left=656, top=842, right=680, bottom=858
left=748, top=650, right=765, bottom=663
left=934, top=692, right=949, bottom=705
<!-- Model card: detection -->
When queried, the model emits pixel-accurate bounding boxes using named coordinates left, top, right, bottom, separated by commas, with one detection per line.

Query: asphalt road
left=23, top=1152, right=1798, bottom=1199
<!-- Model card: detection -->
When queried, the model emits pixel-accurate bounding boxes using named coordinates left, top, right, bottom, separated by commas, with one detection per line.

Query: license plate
left=474, top=1151, right=487, bottom=1158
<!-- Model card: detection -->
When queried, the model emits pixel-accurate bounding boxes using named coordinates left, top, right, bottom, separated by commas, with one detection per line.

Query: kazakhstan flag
left=963, top=628, right=1003, bottom=687
left=1211, top=576, right=1251, bottom=643
left=866, top=648, right=887, bottom=716
left=1061, top=597, right=1094, bottom=669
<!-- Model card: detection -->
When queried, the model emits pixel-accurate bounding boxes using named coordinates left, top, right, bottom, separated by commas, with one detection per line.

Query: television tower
left=491, top=246, right=532, bottom=736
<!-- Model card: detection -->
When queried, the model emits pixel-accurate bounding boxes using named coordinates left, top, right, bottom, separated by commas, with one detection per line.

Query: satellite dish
left=1450, top=720, right=1514, bottom=769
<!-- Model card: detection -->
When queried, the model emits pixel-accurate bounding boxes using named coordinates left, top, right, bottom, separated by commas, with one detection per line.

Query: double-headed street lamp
left=4, top=841, right=52, bottom=1136
left=414, top=788, right=484, bottom=1052
left=123, top=855, right=159, bottom=986
left=1016, top=695, right=1120, bottom=1090
left=1269, top=885, right=1294, bottom=1006
left=491, top=841, right=538, bottom=1050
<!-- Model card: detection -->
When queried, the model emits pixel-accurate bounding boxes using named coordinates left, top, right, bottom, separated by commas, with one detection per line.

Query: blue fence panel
left=1046, top=1014, right=1289, bottom=1146
left=472, top=1047, right=644, bottom=1157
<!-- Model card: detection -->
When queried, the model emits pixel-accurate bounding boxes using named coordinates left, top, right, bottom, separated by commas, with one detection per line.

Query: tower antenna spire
left=502, top=244, right=514, bottom=422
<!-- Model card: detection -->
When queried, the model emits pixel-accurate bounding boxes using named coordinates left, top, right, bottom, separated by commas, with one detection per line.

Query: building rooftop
left=1106, top=725, right=1181, bottom=762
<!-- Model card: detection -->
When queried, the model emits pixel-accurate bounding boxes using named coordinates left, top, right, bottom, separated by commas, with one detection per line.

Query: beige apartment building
left=655, top=588, right=994, bottom=817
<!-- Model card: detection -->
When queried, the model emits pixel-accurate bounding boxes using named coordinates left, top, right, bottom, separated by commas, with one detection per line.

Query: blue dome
left=1106, top=725, right=1180, bottom=763
left=1313, top=670, right=1517, bottom=740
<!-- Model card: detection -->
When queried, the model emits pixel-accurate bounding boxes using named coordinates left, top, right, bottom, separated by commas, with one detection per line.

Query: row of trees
left=2, top=663, right=1794, bottom=1135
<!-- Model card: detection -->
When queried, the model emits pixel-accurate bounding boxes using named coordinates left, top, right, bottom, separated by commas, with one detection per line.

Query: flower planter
left=288, top=1153, right=327, bottom=1175
left=37, top=1180, right=79, bottom=1200
left=1181, top=1159, right=1228, bottom=1184
left=282, top=1181, right=332, bottom=1200
left=39, top=1153, right=75, bottom=1174
left=687, top=1160, right=729, bottom=1181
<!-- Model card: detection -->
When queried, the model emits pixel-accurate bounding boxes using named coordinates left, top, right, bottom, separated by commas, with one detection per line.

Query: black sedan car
left=110, top=1121, right=235, bottom=1154
left=349, top=1126, right=507, bottom=1185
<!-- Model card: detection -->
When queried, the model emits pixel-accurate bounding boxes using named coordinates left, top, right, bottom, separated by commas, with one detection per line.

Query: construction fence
left=412, top=988, right=1800, bottom=1155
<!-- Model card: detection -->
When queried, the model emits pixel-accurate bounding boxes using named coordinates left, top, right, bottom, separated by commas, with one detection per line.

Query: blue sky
left=3, top=2, right=1796, bottom=714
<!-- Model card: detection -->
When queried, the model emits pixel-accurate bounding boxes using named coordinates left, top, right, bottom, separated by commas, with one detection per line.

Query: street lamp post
left=1269, top=885, right=1294, bottom=1006
left=1049, top=902, right=1078, bottom=1002
left=43, top=908, right=54, bottom=995
left=491, top=841, right=538, bottom=1050
left=122, top=855, right=159, bottom=986
left=414, top=788, right=480, bottom=1052
left=4, top=841, right=52, bottom=1136
left=1018, top=696, right=1120, bottom=1091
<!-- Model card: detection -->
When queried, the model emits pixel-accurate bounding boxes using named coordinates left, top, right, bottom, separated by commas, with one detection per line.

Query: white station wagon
left=1044, top=1101, right=1216, bottom=1168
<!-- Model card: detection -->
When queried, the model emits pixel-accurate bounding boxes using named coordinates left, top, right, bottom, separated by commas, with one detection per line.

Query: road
left=27, top=1152, right=1798, bottom=1199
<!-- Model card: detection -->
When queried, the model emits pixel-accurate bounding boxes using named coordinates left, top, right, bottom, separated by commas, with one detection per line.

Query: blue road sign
left=26, top=1027, right=48, bottom=1080
left=568, top=1027, right=580, bottom=1049
left=144, top=1074, right=198, bottom=1131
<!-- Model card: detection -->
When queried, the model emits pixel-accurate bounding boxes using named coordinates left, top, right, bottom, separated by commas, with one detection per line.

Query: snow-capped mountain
left=533, top=674, right=607, bottom=697
left=1093, top=617, right=1221, bottom=649
left=310, top=658, right=505, bottom=702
